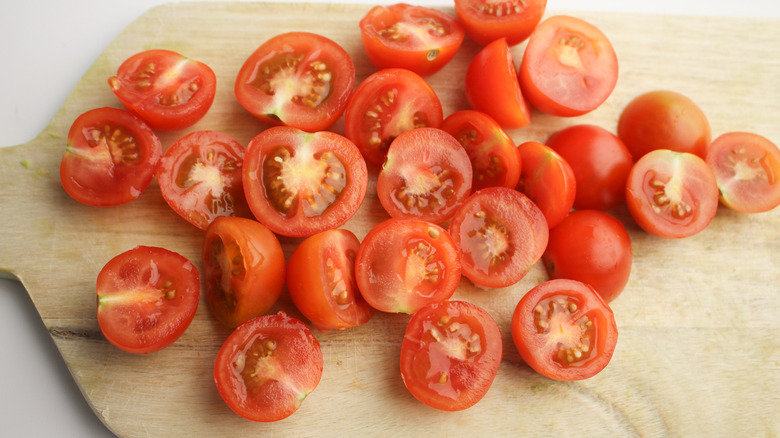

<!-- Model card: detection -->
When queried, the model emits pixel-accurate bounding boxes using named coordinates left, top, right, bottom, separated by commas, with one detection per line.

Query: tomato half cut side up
left=400, top=300, right=502, bottom=411
left=214, top=312, right=323, bottom=422
left=454, top=0, right=547, bottom=46
left=60, top=107, right=162, bottom=207
left=235, top=32, right=356, bottom=132
left=511, top=279, right=618, bottom=381
left=516, top=141, right=576, bottom=229
left=448, top=187, right=548, bottom=289
left=242, top=126, right=368, bottom=237
left=96, top=246, right=199, bottom=354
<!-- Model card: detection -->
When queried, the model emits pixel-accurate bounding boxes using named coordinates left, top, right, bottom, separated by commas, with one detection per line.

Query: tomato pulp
left=454, top=0, right=547, bottom=46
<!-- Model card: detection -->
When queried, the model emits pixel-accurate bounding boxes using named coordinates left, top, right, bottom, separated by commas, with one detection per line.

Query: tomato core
left=534, top=295, right=595, bottom=366
left=250, top=53, right=333, bottom=110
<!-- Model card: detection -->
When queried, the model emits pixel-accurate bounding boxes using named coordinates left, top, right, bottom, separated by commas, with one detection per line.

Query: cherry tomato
left=96, top=246, right=199, bottom=354
left=617, top=90, right=711, bottom=160
left=465, top=38, right=531, bottom=130
left=202, top=217, right=286, bottom=329
left=287, top=229, right=374, bottom=331
left=441, top=110, right=521, bottom=191
left=625, top=149, right=719, bottom=238
left=214, top=312, right=323, bottom=422
left=355, top=218, right=461, bottom=314
left=60, top=107, right=162, bottom=207
left=157, top=130, right=251, bottom=230
left=519, top=15, right=618, bottom=117
left=359, top=3, right=465, bottom=77
left=242, top=126, right=368, bottom=237
left=377, top=127, right=473, bottom=224
left=546, top=124, right=633, bottom=211
left=542, top=210, right=632, bottom=303
left=706, top=132, right=780, bottom=213
left=516, top=141, right=576, bottom=229
left=400, top=300, right=502, bottom=411
left=345, top=68, right=443, bottom=167
left=108, top=49, right=217, bottom=131
left=235, top=32, right=355, bottom=132
left=511, top=279, right=618, bottom=381
left=454, top=0, right=546, bottom=46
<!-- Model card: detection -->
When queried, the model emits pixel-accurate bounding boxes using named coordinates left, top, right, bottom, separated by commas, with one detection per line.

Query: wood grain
left=0, top=2, right=778, bottom=437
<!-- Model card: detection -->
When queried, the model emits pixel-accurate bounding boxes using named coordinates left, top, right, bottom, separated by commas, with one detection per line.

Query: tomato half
left=60, top=107, right=162, bottom=207
left=202, top=217, right=286, bottom=329
left=287, top=229, right=374, bottom=331
left=465, top=38, right=531, bottom=130
left=235, top=32, right=355, bottom=132
left=214, top=312, right=323, bottom=422
left=519, top=15, right=618, bottom=117
left=516, top=141, right=576, bottom=229
left=706, top=132, right=780, bottom=213
left=377, top=127, right=473, bottom=223
left=96, top=246, right=199, bottom=354
left=242, top=126, right=368, bottom=237
left=441, top=110, right=521, bottom=191
left=454, top=0, right=547, bottom=46
left=511, top=279, right=618, bottom=381
left=344, top=68, right=443, bottom=167
left=359, top=3, right=465, bottom=77
left=625, top=149, right=719, bottom=238
left=158, top=130, right=251, bottom=230
left=355, top=218, right=461, bottom=314
left=400, top=300, right=502, bottom=411
left=448, top=187, right=548, bottom=288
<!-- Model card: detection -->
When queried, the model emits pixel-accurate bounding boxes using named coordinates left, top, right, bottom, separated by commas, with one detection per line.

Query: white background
left=1, top=1, right=777, bottom=436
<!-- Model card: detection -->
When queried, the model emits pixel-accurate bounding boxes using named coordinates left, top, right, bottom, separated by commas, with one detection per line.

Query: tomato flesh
left=455, top=0, right=546, bottom=46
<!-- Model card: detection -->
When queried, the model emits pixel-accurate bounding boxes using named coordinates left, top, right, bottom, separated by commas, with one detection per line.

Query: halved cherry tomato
left=519, top=15, right=618, bottom=117
left=355, top=218, right=461, bottom=314
left=287, top=229, right=374, bottom=331
left=60, top=107, right=162, bottom=207
left=108, top=49, right=217, bottom=131
left=96, top=246, right=199, bottom=354
left=706, top=132, right=780, bottom=213
left=465, top=38, right=531, bottom=130
left=516, top=141, right=576, bottom=229
left=511, top=279, right=618, bottom=381
left=202, top=217, right=286, bottom=329
left=359, top=3, right=465, bottom=77
left=400, top=300, right=502, bottom=411
left=625, top=149, right=719, bottom=238
left=441, top=110, right=521, bottom=191
left=454, top=0, right=547, bottom=46
left=377, top=127, right=473, bottom=223
left=448, top=187, right=548, bottom=288
left=214, top=312, right=323, bottom=422
left=345, top=68, right=443, bottom=167
left=157, top=130, right=251, bottom=230
left=235, top=32, right=355, bottom=132
left=242, top=126, right=368, bottom=237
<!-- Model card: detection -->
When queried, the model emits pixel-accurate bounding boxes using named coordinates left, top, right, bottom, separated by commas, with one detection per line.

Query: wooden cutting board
left=1, top=2, right=778, bottom=437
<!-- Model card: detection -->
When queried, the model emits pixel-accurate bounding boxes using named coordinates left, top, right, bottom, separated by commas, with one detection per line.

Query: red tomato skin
left=516, top=141, right=576, bottom=229
left=454, top=0, right=547, bottom=46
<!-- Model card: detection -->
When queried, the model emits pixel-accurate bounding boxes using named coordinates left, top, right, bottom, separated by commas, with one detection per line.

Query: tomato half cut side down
left=235, top=32, right=355, bottom=132
left=214, top=312, right=323, bottom=422
left=359, top=3, right=465, bottom=77
left=511, top=279, right=618, bottom=381
left=400, top=300, right=502, bottom=411
left=96, top=246, right=199, bottom=354
left=516, top=141, right=576, bottom=229
left=454, top=0, right=547, bottom=46
left=519, top=15, right=618, bottom=117
left=60, top=107, right=162, bottom=207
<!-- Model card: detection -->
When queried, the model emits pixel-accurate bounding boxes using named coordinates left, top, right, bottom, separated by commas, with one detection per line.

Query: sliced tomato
left=214, top=312, right=323, bottom=422
left=242, top=126, right=368, bottom=237
left=235, top=32, right=355, bottom=132
left=60, top=107, right=162, bottom=207
left=448, top=187, right=548, bottom=288
left=359, top=4, right=465, bottom=77
left=96, top=246, right=199, bottom=354
left=516, top=141, right=576, bottom=229
left=519, top=15, right=618, bottom=117
left=157, top=130, right=251, bottom=230
left=377, top=127, right=473, bottom=223
left=345, top=68, right=443, bottom=167
left=454, top=0, right=547, bottom=46
left=355, top=218, right=461, bottom=314
left=287, top=229, right=374, bottom=331
left=400, top=300, right=502, bottom=411
left=202, top=217, right=286, bottom=329
left=511, top=279, right=618, bottom=381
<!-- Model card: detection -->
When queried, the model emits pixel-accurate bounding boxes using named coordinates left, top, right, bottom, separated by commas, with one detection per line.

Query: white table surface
left=1, top=1, right=777, bottom=436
